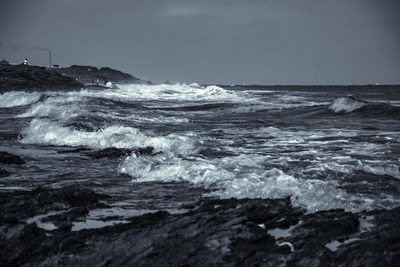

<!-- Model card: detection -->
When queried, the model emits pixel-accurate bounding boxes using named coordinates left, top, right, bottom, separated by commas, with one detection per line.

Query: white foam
left=305, top=160, right=400, bottom=179
left=93, top=83, right=247, bottom=102
left=0, top=91, right=41, bottom=108
left=120, top=153, right=371, bottom=213
left=329, top=97, right=367, bottom=113
left=126, top=114, right=190, bottom=124
left=356, top=161, right=399, bottom=179
left=17, top=94, right=85, bottom=119
left=20, top=118, right=194, bottom=153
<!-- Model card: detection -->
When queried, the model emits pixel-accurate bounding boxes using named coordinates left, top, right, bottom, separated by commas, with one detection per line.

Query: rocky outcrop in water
left=1, top=186, right=399, bottom=266
left=0, top=65, right=83, bottom=92
left=88, top=147, right=155, bottom=159
left=0, top=64, right=147, bottom=92
left=0, top=151, right=25, bottom=165
left=56, top=65, right=144, bottom=86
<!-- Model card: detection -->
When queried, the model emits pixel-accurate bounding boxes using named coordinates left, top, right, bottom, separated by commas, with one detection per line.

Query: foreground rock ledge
left=0, top=187, right=399, bottom=266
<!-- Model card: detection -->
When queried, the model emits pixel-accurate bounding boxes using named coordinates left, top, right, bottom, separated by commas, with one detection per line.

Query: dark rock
left=56, top=65, right=144, bottom=86
left=99, top=67, right=140, bottom=83
left=57, top=147, right=91, bottom=154
left=0, top=151, right=25, bottom=165
left=0, top=186, right=109, bottom=220
left=1, top=194, right=400, bottom=266
left=0, top=168, right=9, bottom=177
left=0, top=65, right=82, bottom=92
left=135, top=146, right=155, bottom=156
left=0, top=64, right=149, bottom=92
left=88, top=146, right=155, bottom=159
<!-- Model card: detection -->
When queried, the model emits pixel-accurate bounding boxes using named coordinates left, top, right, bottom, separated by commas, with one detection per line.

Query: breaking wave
left=329, top=97, right=367, bottom=113
left=0, top=91, right=41, bottom=108
left=328, top=96, right=400, bottom=117
left=11, top=83, right=400, bottom=213
left=20, top=118, right=194, bottom=154
left=108, top=83, right=247, bottom=102
left=120, top=153, right=374, bottom=213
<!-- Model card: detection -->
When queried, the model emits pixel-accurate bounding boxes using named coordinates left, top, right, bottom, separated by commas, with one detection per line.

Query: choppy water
left=1, top=84, right=400, bottom=213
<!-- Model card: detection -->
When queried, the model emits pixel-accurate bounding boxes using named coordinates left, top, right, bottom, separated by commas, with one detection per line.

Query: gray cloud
left=0, top=43, right=50, bottom=52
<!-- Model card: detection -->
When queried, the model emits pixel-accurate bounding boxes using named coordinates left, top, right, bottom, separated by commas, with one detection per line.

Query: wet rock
left=57, top=147, right=91, bottom=154
left=0, top=186, right=109, bottom=220
left=88, top=146, right=155, bottom=159
left=198, top=147, right=236, bottom=159
left=1, top=196, right=400, bottom=266
left=0, top=151, right=25, bottom=165
left=0, top=168, right=9, bottom=177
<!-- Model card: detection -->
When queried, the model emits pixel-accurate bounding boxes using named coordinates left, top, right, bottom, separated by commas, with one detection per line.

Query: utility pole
left=49, top=49, right=52, bottom=69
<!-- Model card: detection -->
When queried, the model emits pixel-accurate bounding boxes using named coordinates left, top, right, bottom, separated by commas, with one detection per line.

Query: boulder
left=0, top=151, right=25, bottom=164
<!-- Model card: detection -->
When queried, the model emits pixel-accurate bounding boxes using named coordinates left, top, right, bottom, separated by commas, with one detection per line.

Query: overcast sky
left=1, top=0, right=399, bottom=85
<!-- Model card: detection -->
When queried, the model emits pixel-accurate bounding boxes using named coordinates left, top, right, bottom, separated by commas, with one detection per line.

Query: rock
left=0, top=186, right=109, bottom=220
left=99, top=67, right=140, bottom=83
left=0, top=64, right=148, bottom=92
left=88, top=147, right=155, bottom=159
left=57, top=147, right=91, bottom=154
left=0, top=151, right=25, bottom=164
left=0, top=65, right=82, bottom=92
left=1, top=193, right=400, bottom=266
left=0, top=168, right=10, bottom=177
left=56, top=65, right=144, bottom=86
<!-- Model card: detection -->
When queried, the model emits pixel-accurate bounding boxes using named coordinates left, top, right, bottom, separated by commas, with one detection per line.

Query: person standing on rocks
left=23, top=58, right=28, bottom=65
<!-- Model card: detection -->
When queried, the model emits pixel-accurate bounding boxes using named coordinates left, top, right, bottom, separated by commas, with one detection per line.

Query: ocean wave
left=154, top=102, right=237, bottom=112
left=329, top=97, right=367, bottom=113
left=120, top=153, right=373, bottom=213
left=304, top=160, right=400, bottom=179
left=106, top=83, right=247, bottom=102
left=17, top=94, right=86, bottom=119
left=328, top=96, right=400, bottom=117
left=0, top=91, right=41, bottom=108
left=20, top=118, right=194, bottom=154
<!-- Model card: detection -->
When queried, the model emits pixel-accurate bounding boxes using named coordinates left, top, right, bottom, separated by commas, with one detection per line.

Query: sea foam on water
left=329, top=97, right=367, bottom=113
left=11, top=83, right=400, bottom=213
left=0, top=91, right=41, bottom=108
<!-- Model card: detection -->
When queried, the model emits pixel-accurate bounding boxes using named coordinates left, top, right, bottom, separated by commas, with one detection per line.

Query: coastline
left=1, top=184, right=399, bottom=266
left=0, top=64, right=145, bottom=92
left=1, top=64, right=400, bottom=265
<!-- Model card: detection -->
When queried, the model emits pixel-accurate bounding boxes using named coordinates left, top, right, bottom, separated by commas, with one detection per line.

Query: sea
left=1, top=83, right=400, bottom=222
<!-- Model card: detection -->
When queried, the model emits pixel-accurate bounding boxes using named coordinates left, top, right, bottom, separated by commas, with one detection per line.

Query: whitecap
left=0, top=91, right=41, bottom=108
left=17, top=94, right=86, bottom=119
left=120, top=153, right=373, bottom=213
left=329, top=97, right=367, bottom=113
left=20, top=118, right=195, bottom=154
left=90, top=83, right=248, bottom=102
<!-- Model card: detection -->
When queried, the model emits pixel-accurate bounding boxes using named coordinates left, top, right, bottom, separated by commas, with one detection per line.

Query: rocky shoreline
left=0, top=63, right=144, bottom=92
left=1, top=185, right=399, bottom=266
left=1, top=151, right=400, bottom=266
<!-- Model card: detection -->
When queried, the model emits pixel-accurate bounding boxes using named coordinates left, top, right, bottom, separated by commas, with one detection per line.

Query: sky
left=0, top=0, right=399, bottom=85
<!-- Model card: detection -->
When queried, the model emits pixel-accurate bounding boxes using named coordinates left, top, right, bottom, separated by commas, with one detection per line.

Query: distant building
left=0, top=59, right=10, bottom=65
